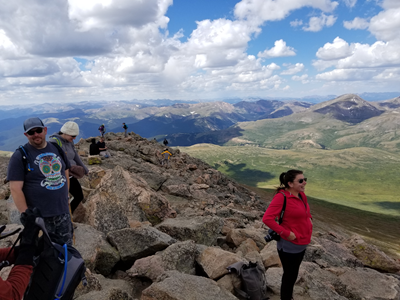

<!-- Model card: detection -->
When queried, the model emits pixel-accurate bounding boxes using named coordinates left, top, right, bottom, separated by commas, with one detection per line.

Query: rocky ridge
left=0, top=131, right=399, bottom=300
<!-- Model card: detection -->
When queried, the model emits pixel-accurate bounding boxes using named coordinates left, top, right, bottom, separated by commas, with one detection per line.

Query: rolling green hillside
left=229, top=110, right=400, bottom=152
left=180, top=144, right=400, bottom=216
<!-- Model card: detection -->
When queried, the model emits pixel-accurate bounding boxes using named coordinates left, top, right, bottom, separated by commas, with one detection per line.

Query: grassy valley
left=230, top=109, right=400, bottom=152
left=180, top=144, right=400, bottom=217
left=0, top=151, right=11, bottom=157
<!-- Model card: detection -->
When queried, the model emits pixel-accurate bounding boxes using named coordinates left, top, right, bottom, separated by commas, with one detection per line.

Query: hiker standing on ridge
left=0, top=208, right=42, bottom=300
left=160, top=148, right=172, bottom=167
left=163, top=138, right=168, bottom=147
left=122, top=123, right=128, bottom=138
left=49, top=121, right=89, bottom=214
left=262, top=169, right=312, bottom=300
left=98, top=124, right=105, bottom=137
left=7, top=117, right=73, bottom=245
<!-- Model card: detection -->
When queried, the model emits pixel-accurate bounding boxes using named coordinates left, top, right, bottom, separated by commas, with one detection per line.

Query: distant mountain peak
left=375, top=96, right=400, bottom=110
left=312, top=93, right=383, bottom=123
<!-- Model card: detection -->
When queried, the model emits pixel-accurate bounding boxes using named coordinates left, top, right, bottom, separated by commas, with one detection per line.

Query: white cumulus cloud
left=369, top=6, right=400, bottom=42
left=303, top=13, right=337, bottom=32
left=343, top=17, right=369, bottom=30
left=316, top=37, right=354, bottom=60
left=234, top=0, right=338, bottom=26
left=68, top=0, right=172, bottom=31
left=281, top=63, right=304, bottom=75
left=342, top=0, right=357, bottom=8
left=292, top=74, right=309, bottom=83
left=290, top=19, right=303, bottom=27
left=316, top=68, right=381, bottom=81
left=258, top=40, right=296, bottom=58
left=314, top=38, right=400, bottom=71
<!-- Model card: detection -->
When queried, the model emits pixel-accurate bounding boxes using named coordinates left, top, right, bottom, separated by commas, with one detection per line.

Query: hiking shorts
left=43, top=213, right=74, bottom=246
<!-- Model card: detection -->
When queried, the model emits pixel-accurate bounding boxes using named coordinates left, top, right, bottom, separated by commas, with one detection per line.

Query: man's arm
left=9, top=181, right=27, bottom=213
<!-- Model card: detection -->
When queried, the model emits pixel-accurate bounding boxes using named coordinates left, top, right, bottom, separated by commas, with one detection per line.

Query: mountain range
left=0, top=93, right=399, bottom=152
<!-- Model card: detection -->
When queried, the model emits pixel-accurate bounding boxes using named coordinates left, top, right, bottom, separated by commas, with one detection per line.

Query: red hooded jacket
left=0, top=248, right=33, bottom=300
left=263, top=190, right=313, bottom=245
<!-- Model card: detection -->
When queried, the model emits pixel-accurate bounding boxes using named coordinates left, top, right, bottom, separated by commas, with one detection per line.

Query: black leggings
left=69, top=177, right=84, bottom=213
left=278, top=248, right=306, bottom=300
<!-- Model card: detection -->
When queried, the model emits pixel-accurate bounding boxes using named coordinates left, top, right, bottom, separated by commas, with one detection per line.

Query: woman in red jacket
left=262, top=169, right=312, bottom=300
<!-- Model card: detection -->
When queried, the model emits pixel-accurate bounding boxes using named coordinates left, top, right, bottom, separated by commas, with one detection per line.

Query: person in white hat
left=49, top=121, right=89, bottom=214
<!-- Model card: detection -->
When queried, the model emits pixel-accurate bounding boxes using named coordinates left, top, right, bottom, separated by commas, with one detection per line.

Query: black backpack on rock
left=24, top=218, right=87, bottom=300
left=227, top=261, right=268, bottom=300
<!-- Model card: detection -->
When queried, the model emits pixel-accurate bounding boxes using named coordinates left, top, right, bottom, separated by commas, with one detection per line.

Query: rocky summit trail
left=0, top=131, right=399, bottom=300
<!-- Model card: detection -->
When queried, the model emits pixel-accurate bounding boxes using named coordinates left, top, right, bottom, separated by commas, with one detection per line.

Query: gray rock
left=226, top=227, right=267, bottom=249
left=84, top=165, right=176, bottom=232
left=163, top=184, right=192, bottom=198
left=197, top=246, right=242, bottom=280
left=74, top=223, right=120, bottom=276
left=260, top=241, right=281, bottom=268
left=127, top=240, right=198, bottom=281
left=304, top=237, right=363, bottom=268
left=299, top=262, right=400, bottom=300
left=334, top=267, right=400, bottom=300
left=0, top=223, right=22, bottom=248
left=6, top=196, right=21, bottom=225
left=0, top=199, right=9, bottom=225
left=298, top=262, right=349, bottom=300
left=141, top=270, right=238, bottom=300
left=74, top=274, right=134, bottom=300
left=345, top=234, right=400, bottom=273
left=158, top=240, right=198, bottom=275
left=155, top=216, right=224, bottom=246
left=107, top=225, right=175, bottom=265
left=0, top=184, right=10, bottom=201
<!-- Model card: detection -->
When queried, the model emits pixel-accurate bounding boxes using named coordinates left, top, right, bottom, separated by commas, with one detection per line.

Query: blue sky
left=0, top=0, right=399, bottom=104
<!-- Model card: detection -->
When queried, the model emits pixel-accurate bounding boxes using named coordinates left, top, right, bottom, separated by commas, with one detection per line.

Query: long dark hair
left=275, top=169, right=303, bottom=193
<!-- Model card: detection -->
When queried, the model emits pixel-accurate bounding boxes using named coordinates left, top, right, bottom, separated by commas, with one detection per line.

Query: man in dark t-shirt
left=7, top=117, right=73, bottom=245
left=97, top=137, right=111, bottom=158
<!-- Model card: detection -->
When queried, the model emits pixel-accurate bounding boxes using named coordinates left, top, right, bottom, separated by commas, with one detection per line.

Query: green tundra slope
left=180, top=144, right=400, bottom=217
left=226, top=110, right=400, bottom=153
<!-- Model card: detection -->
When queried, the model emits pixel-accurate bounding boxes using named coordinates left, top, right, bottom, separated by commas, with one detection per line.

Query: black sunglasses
left=298, top=178, right=307, bottom=184
left=26, top=128, right=43, bottom=136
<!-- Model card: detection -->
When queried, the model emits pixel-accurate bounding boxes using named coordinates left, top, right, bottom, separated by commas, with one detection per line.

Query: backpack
left=264, top=192, right=286, bottom=242
left=227, top=261, right=268, bottom=300
left=24, top=218, right=87, bottom=300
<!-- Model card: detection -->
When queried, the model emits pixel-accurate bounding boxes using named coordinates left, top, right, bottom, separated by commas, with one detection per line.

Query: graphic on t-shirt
left=35, top=152, right=66, bottom=190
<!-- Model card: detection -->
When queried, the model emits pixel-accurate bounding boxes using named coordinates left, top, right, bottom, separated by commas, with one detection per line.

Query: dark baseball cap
left=23, top=117, right=45, bottom=133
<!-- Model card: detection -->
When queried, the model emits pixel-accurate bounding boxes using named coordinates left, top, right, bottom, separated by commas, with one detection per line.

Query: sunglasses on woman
left=26, top=128, right=43, bottom=136
left=298, top=178, right=307, bottom=184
